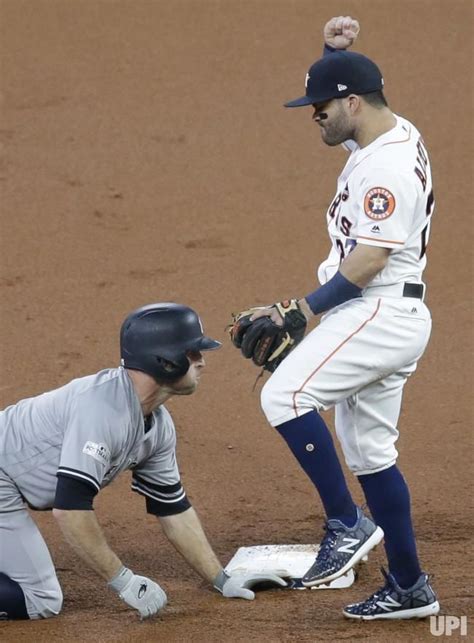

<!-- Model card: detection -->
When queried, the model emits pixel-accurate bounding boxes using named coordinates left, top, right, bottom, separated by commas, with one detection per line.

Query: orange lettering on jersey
left=363, top=187, right=396, bottom=220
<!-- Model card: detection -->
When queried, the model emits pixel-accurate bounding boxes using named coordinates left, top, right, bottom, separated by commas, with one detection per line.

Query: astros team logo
left=364, top=187, right=396, bottom=220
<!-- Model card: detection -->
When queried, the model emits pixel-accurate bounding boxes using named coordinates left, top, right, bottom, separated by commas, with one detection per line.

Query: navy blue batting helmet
left=120, top=303, right=221, bottom=381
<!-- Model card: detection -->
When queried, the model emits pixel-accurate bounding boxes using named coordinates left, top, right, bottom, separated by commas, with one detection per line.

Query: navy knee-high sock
left=275, top=410, right=357, bottom=526
left=358, top=465, right=422, bottom=589
left=0, top=573, right=29, bottom=619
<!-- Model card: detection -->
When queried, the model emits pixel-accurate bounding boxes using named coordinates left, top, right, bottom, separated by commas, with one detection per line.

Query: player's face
left=312, top=99, right=354, bottom=146
left=169, top=350, right=206, bottom=395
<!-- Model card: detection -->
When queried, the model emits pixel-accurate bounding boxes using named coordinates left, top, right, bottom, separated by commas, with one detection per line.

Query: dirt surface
left=1, top=0, right=472, bottom=641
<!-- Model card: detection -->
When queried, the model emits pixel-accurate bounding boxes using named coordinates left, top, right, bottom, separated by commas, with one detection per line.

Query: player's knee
left=260, top=375, right=293, bottom=423
left=46, top=590, right=63, bottom=618
left=23, top=578, right=63, bottom=619
left=260, top=379, right=272, bottom=421
left=0, top=572, right=29, bottom=619
left=38, top=583, right=63, bottom=619
left=0, top=573, right=62, bottom=619
left=261, top=375, right=323, bottom=425
left=260, top=377, right=277, bottom=421
left=341, top=441, right=398, bottom=476
left=261, top=364, right=328, bottom=426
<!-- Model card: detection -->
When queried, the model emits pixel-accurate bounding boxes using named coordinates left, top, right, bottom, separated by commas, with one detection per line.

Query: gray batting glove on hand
left=213, top=569, right=287, bottom=600
left=108, top=566, right=167, bottom=619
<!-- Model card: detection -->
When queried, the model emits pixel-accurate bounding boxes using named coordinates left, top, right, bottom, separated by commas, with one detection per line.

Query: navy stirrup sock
left=275, top=411, right=357, bottom=526
left=0, top=573, right=29, bottom=619
left=358, top=465, right=422, bottom=589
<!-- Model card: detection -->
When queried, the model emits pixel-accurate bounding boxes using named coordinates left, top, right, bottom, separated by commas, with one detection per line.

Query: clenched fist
left=324, top=16, right=360, bottom=50
left=109, top=566, right=167, bottom=619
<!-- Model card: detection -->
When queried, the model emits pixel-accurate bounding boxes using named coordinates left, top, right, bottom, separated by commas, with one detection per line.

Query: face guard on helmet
left=120, top=303, right=221, bottom=381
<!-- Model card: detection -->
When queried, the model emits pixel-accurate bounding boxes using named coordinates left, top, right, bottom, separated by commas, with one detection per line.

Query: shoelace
left=365, top=584, right=391, bottom=606
left=317, top=524, right=342, bottom=562
left=363, top=568, right=393, bottom=606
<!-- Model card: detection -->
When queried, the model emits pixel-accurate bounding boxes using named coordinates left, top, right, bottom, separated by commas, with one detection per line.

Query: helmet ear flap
left=153, top=353, right=190, bottom=381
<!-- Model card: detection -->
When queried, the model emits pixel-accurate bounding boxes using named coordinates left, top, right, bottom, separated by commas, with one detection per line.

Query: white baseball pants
left=260, top=296, right=431, bottom=475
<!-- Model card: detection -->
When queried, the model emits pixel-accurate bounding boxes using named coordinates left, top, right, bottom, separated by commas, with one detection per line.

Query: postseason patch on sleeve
left=364, top=187, right=396, bottom=220
left=82, top=441, right=111, bottom=466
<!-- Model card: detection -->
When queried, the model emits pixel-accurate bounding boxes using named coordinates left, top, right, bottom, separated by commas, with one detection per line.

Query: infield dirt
left=1, top=1, right=472, bottom=641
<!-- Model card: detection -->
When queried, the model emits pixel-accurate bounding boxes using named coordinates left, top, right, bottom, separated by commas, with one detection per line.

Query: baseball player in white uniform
left=240, top=17, right=440, bottom=619
left=0, top=303, right=285, bottom=620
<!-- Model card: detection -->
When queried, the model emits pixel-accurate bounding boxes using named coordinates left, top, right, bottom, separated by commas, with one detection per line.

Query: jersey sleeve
left=354, top=168, right=418, bottom=250
left=131, top=409, right=190, bottom=516
left=57, top=394, right=120, bottom=493
left=54, top=475, right=98, bottom=510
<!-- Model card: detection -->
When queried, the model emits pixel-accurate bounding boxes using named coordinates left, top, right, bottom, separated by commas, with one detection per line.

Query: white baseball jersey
left=261, top=114, right=434, bottom=475
left=0, top=367, right=185, bottom=511
left=318, top=115, right=434, bottom=289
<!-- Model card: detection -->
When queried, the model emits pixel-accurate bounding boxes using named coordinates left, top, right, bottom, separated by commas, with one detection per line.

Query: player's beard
left=320, top=103, right=355, bottom=146
left=168, top=367, right=201, bottom=396
left=170, top=380, right=198, bottom=395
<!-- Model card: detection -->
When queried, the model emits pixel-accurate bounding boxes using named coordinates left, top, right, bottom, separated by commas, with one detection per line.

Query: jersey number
left=336, top=238, right=357, bottom=262
left=420, top=188, right=434, bottom=259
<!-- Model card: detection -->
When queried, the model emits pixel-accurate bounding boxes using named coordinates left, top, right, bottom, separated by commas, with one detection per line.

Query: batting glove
left=213, top=569, right=287, bottom=600
left=108, top=566, right=167, bottom=619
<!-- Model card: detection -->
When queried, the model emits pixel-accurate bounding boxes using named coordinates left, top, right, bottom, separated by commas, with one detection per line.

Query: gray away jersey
left=0, top=367, right=185, bottom=511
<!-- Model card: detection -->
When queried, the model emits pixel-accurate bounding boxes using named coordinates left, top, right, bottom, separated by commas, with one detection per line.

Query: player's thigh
left=261, top=298, right=431, bottom=426
left=261, top=299, right=382, bottom=424
left=0, top=479, right=62, bottom=618
left=334, top=366, right=417, bottom=475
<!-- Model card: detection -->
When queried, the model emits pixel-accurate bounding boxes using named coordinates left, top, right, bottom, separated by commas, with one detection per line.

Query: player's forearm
left=52, top=508, right=122, bottom=581
left=339, top=244, right=391, bottom=287
left=301, top=245, right=390, bottom=316
left=159, top=507, right=222, bottom=584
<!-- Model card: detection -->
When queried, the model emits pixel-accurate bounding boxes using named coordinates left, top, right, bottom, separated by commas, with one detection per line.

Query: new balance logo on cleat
left=337, top=537, right=361, bottom=554
left=302, top=507, right=384, bottom=587
left=376, top=595, right=402, bottom=612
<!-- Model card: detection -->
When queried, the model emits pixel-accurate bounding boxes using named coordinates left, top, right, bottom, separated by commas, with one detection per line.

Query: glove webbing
left=267, top=331, right=293, bottom=362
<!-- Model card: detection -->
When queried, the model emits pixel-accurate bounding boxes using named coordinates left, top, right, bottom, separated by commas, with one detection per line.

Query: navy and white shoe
left=343, top=568, right=440, bottom=620
left=302, top=507, right=384, bottom=587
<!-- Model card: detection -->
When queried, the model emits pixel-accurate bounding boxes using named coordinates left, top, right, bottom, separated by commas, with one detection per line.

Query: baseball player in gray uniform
left=0, top=303, right=285, bottom=620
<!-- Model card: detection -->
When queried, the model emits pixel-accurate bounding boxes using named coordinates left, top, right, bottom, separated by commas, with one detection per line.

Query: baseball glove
left=228, top=300, right=307, bottom=372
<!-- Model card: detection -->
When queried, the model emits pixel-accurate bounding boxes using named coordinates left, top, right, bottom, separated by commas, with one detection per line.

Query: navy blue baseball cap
left=285, top=51, right=384, bottom=107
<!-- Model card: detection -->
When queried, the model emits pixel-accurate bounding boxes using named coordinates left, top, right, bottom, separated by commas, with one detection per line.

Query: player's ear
left=346, top=94, right=362, bottom=115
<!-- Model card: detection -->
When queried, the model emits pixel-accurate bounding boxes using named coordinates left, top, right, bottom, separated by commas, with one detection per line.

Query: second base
left=225, top=544, right=367, bottom=589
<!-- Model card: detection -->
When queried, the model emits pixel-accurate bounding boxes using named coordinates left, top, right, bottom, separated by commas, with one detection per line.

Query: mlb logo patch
left=83, top=441, right=111, bottom=466
left=364, top=187, right=396, bottom=220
